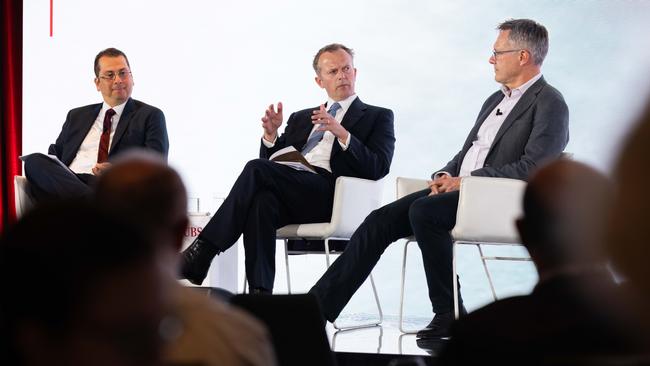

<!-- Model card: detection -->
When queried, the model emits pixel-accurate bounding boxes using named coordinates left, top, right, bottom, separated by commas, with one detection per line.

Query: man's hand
left=92, top=162, right=111, bottom=176
left=428, top=175, right=462, bottom=196
left=312, top=104, right=349, bottom=142
left=261, top=102, right=283, bottom=142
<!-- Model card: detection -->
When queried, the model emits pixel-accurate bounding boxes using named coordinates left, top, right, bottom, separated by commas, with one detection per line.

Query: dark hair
left=94, top=47, right=131, bottom=77
left=0, top=200, right=155, bottom=364
left=312, top=43, right=354, bottom=74
left=498, top=19, right=549, bottom=65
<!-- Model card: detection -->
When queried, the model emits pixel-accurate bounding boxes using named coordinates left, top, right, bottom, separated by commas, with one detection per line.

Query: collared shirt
left=262, top=94, right=357, bottom=172
left=69, top=101, right=127, bottom=174
left=457, top=73, right=542, bottom=177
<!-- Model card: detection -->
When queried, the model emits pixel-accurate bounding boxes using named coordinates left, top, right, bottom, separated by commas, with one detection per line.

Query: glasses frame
left=98, top=69, right=132, bottom=81
left=491, top=49, right=524, bottom=59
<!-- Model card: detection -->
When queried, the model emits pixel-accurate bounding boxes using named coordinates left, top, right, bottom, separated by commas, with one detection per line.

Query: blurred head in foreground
left=1, top=200, right=172, bottom=366
left=607, top=100, right=650, bottom=342
left=517, top=159, right=612, bottom=276
left=94, top=150, right=188, bottom=273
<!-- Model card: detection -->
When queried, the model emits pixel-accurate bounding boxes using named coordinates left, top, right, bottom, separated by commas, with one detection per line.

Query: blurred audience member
left=1, top=201, right=171, bottom=366
left=608, top=101, right=650, bottom=351
left=439, top=160, right=638, bottom=364
left=94, top=151, right=277, bottom=366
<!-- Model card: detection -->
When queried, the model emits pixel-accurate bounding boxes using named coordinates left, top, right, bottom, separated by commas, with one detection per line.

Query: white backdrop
left=23, top=0, right=650, bottom=320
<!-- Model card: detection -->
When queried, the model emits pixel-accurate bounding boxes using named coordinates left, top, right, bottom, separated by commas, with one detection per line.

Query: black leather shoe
left=416, top=306, right=467, bottom=339
left=179, top=237, right=221, bottom=285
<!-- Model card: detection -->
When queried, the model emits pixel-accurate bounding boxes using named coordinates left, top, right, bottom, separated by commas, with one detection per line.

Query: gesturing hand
left=261, top=102, right=283, bottom=141
left=311, top=104, right=349, bottom=141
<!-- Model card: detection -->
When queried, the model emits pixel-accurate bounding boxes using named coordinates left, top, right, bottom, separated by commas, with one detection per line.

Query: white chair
left=243, top=176, right=385, bottom=330
left=14, top=176, right=35, bottom=218
left=397, top=176, right=528, bottom=333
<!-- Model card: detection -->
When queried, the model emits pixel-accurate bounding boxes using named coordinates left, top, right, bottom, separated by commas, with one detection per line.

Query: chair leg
left=399, top=239, right=417, bottom=334
left=477, top=244, right=498, bottom=301
left=242, top=274, right=247, bottom=294
left=453, top=241, right=460, bottom=319
left=284, top=239, right=292, bottom=294
left=329, top=238, right=382, bottom=330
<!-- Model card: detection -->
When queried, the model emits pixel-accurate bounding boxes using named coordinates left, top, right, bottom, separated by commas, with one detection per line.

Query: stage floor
left=326, top=316, right=444, bottom=357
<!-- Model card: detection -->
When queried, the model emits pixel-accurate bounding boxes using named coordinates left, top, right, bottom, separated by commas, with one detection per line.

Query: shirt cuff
left=337, top=132, right=351, bottom=151
left=433, top=171, right=451, bottom=179
left=261, top=135, right=277, bottom=148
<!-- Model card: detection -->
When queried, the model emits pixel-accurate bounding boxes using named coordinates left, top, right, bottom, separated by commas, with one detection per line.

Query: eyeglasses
left=98, top=69, right=132, bottom=81
left=492, top=49, right=523, bottom=58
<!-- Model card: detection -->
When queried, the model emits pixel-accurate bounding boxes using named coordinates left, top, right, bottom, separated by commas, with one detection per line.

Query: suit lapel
left=68, top=104, right=102, bottom=162
left=340, top=97, right=366, bottom=131
left=330, top=97, right=366, bottom=157
left=491, top=77, right=547, bottom=148
left=109, top=98, right=135, bottom=152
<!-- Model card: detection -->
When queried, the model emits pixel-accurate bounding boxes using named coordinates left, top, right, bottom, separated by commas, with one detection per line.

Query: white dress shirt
left=263, top=94, right=357, bottom=172
left=69, top=101, right=127, bottom=174
left=457, top=73, right=542, bottom=177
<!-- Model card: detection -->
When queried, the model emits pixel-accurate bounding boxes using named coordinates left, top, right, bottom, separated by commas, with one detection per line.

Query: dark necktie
left=97, top=108, right=116, bottom=163
left=301, top=102, right=342, bottom=155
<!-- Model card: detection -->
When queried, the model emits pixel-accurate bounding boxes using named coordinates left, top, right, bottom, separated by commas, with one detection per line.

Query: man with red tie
left=24, top=48, right=168, bottom=202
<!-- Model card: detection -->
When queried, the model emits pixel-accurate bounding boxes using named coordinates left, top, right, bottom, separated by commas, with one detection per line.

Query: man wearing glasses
left=24, top=48, right=168, bottom=201
left=309, top=19, right=569, bottom=339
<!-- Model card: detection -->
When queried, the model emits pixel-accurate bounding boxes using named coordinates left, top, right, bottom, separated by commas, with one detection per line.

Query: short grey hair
left=312, top=43, right=354, bottom=74
left=498, top=19, right=549, bottom=65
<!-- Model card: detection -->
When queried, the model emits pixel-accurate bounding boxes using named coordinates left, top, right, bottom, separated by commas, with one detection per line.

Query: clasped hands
left=261, top=102, right=349, bottom=143
left=428, top=175, right=462, bottom=196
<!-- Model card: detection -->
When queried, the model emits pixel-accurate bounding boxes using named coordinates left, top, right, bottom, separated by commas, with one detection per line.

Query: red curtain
left=1, top=0, right=23, bottom=232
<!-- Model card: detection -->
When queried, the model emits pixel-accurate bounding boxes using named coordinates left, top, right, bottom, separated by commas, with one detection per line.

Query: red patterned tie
left=97, top=109, right=116, bottom=163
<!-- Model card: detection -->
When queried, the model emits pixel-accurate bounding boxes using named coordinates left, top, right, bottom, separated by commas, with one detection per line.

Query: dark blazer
left=48, top=98, right=169, bottom=165
left=436, top=77, right=569, bottom=180
left=259, top=97, right=395, bottom=180
left=439, top=272, right=637, bottom=365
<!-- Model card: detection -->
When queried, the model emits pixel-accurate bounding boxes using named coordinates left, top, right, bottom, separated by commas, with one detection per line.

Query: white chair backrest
left=451, top=176, right=526, bottom=244
left=396, top=177, right=429, bottom=199
left=328, top=176, right=384, bottom=238
left=14, top=176, right=35, bottom=218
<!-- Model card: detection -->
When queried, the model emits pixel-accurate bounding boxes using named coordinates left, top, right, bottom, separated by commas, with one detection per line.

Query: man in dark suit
left=309, top=19, right=569, bottom=336
left=24, top=47, right=168, bottom=201
left=437, top=160, right=636, bottom=364
left=180, top=44, right=395, bottom=294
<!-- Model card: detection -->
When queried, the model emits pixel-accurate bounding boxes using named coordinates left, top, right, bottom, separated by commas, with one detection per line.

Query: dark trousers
left=199, top=159, right=336, bottom=291
left=24, top=153, right=94, bottom=202
left=309, top=188, right=462, bottom=322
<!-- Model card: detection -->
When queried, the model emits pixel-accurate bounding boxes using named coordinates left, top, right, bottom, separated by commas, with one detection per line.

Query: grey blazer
left=435, top=77, right=569, bottom=181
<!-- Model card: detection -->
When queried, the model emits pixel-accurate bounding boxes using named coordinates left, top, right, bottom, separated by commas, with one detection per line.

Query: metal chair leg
left=453, top=241, right=460, bottom=319
left=284, top=239, right=292, bottom=294
left=477, top=244, right=498, bottom=301
left=242, top=274, right=247, bottom=294
left=399, top=239, right=417, bottom=334
left=328, top=238, right=382, bottom=330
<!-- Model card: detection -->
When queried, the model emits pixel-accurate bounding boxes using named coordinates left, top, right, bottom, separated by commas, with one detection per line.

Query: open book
left=19, top=153, right=71, bottom=172
left=269, top=146, right=317, bottom=174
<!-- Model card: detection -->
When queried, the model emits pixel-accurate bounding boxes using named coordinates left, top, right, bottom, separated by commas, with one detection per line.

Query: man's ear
left=94, top=78, right=100, bottom=91
left=519, top=49, right=532, bottom=66
left=314, top=75, right=323, bottom=89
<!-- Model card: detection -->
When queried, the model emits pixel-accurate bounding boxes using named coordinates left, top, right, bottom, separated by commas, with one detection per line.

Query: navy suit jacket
left=48, top=98, right=169, bottom=165
left=259, top=97, right=395, bottom=180
left=436, top=77, right=569, bottom=180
